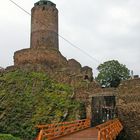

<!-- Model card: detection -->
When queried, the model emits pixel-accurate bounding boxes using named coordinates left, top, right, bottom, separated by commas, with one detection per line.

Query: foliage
left=0, top=134, right=21, bottom=140
left=96, top=60, right=130, bottom=87
left=0, top=70, right=83, bottom=139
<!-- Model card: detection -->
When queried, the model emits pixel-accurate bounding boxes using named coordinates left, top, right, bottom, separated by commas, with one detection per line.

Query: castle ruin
left=7, top=0, right=140, bottom=139
left=13, top=0, right=94, bottom=83
left=14, top=0, right=66, bottom=69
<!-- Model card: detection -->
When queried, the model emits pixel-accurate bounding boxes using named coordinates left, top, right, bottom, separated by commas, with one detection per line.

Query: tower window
left=84, top=75, right=89, bottom=80
left=42, top=7, right=45, bottom=11
left=44, top=2, right=47, bottom=5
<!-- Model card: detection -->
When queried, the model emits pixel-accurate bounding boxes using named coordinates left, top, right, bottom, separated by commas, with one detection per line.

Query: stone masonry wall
left=14, top=48, right=67, bottom=68
left=117, top=78, right=140, bottom=140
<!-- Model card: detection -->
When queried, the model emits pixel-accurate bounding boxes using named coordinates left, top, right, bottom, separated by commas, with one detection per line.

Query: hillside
left=0, top=70, right=84, bottom=139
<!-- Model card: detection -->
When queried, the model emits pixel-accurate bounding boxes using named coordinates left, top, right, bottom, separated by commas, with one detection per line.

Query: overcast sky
left=0, top=0, right=140, bottom=76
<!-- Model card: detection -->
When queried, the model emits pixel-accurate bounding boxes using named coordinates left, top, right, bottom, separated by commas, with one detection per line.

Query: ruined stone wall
left=14, top=48, right=98, bottom=103
left=14, top=48, right=67, bottom=68
left=51, top=69, right=102, bottom=120
left=0, top=67, right=4, bottom=72
left=117, top=78, right=140, bottom=140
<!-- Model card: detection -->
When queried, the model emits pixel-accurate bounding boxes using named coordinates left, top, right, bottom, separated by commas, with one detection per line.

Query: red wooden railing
left=36, top=119, right=90, bottom=140
left=36, top=118, right=123, bottom=140
left=96, top=118, right=123, bottom=140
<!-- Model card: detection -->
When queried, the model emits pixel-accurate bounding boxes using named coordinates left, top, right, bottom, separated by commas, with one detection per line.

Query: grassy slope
left=0, top=70, right=83, bottom=139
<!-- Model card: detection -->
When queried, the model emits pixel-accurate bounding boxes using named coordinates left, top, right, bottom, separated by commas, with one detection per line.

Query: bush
left=0, top=134, right=20, bottom=140
left=0, top=70, right=82, bottom=139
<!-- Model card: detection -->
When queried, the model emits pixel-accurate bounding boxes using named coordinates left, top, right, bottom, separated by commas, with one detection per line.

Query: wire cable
left=9, top=0, right=31, bottom=15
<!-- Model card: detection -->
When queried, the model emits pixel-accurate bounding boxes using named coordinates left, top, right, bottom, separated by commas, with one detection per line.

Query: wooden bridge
left=36, top=118, right=123, bottom=140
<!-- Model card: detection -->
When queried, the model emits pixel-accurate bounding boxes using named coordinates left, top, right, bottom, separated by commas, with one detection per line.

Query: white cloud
left=0, top=0, right=140, bottom=76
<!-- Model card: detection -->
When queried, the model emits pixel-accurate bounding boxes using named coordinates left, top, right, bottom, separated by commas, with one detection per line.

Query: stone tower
left=14, top=0, right=66, bottom=67
left=31, top=0, right=59, bottom=50
left=13, top=0, right=93, bottom=83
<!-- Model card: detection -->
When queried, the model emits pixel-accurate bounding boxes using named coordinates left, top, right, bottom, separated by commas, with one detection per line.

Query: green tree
left=96, top=60, right=130, bottom=87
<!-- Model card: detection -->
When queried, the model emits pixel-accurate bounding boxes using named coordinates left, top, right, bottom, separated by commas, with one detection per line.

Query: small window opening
left=42, top=7, right=45, bottom=11
left=84, top=75, right=89, bottom=80
left=44, top=2, right=47, bottom=5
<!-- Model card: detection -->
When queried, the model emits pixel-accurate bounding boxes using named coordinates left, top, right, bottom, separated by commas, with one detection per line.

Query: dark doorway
left=91, top=96, right=116, bottom=126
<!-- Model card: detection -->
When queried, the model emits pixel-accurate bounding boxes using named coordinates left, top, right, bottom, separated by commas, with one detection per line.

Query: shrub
left=0, top=134, right=21, bottom=140
left=0, top=70, right=82, bottom=139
